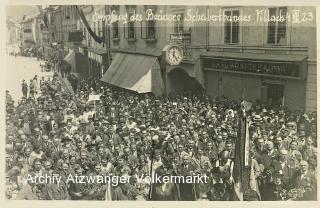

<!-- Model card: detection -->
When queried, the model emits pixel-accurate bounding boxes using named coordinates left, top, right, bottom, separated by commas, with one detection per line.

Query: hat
left=262, top=108, right=268, bottom=113
left=253, top=115, right=262, bottom=122
left=286, top=122, right=296, bottom=127
left=80, top=119, right=87, bottom=124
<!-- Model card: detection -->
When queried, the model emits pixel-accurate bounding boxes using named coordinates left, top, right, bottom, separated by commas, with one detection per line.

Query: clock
left=165, top=45, right=183, bottom=65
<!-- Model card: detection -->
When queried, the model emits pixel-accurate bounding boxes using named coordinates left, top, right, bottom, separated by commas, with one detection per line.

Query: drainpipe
left=106, top=5, right=111, bottom=68
left=206, top=5, right=209, bottom=51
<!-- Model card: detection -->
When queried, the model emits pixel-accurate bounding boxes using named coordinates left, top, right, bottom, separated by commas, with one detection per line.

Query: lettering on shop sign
left=203, top=58, right=300, bottom=78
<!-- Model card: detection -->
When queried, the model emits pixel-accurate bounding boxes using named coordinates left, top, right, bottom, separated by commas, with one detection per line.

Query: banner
left=76, top=6, right=103, bottom=44
left=88, top=94, right=101, bottom=102
left=233, top=113, right=246, bottom=201
left=36, top=5, right=48, bottom=28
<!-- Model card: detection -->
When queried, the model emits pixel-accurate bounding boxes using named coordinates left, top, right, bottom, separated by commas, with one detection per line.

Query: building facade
left=32, top=5, right=316, bottom=111
left=6, top=19, right=19, bottom=45
left=163, top=6, right=317, bottom=111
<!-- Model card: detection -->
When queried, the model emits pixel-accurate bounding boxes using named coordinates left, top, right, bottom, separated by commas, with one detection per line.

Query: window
left=66, top=7, right=70, bottom=19
left=146, top=20, right=155, bottom=39
left=224, top=10, right=240, bottom=44
left=127, top=10, right=135, bottom=39
left=267, top=7, right=287, bottom=45
left=110, top=6, right=120, bottom=39
left=112, top=21, right=119, bottom=38
left=174, top=13, right=184, bottom=33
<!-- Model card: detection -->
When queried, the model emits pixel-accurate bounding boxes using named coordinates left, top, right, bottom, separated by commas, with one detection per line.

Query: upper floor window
left=146, top=20, right=155, bottom=39
left=124, top=6, right=136, bottom=39
left=128, top=10, right=135, bottom=39
left=142, top=6, right=157, bottom=40
left=267, top=7, right=287, bottom=45
left=110, top=6, right=120, bottom=39
left=224, top=9, right=240, bottom=44
left=112, top=21, right=119, bottom=38
left=174, top=13, right=184, bottom=33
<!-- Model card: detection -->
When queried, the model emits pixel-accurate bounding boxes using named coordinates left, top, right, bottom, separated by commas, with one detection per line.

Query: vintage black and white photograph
left=5, top=4, right=317, bottom=201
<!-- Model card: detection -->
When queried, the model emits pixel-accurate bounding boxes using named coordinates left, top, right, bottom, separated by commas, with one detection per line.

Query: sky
left=6, top=5, right=39, bottom=22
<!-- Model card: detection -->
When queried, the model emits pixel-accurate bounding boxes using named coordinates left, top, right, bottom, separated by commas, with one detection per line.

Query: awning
left=201, top=51, right=307, bottom=62
left=101, top=53, right=164, bottom=96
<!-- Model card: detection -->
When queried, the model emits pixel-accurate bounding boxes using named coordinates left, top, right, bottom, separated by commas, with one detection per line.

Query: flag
left=75, top=6, right=103, bottom=44
left=249, top=160, right=261, bottom=200
left=241, top=100, right=252, bottom=112
left=43, top=13, right=48, bottom=28
left=36, top=5, right=48, bottom=28
left=232, top=113, right=246, bottom=201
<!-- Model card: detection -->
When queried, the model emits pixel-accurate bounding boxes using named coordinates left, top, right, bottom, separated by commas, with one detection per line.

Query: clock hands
left=167, top=46, right=182, bottom=64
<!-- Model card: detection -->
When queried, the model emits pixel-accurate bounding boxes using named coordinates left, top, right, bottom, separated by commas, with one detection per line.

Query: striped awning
left=101, top=53, right=164, bottom=96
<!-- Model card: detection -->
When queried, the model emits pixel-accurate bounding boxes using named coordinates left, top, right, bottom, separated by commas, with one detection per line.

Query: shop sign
left=169, top=32, right=191, bottom=45
left=203, top=58, right=300, bottom=78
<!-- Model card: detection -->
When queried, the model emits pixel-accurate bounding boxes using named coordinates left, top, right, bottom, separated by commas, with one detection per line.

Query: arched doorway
left=168, top=68, right=203, bottom=94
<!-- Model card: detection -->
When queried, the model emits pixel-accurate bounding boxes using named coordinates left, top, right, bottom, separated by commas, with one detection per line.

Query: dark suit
left=177, top=163, right=199, bottom=201
left=260, top=149, right=279, bottom=170
left=269, top=160, right=295, bottom=187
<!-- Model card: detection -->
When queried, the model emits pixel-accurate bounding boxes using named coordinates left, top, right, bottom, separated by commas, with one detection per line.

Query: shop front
left=88, top=48, right=108, bottom=79
left=201, top=51, right=308, bottom=110
left=76, top=46, right=89, bottom=77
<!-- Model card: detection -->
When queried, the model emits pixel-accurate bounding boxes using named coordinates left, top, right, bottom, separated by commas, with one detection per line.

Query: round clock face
left=166, top=45, right=183, bottom=65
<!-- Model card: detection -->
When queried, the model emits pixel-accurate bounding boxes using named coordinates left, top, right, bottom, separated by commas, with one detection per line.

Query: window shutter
left=141, top=20, right=147, bottom=39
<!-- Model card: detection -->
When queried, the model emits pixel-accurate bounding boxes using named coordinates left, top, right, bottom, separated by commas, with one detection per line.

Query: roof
left=201, top=51, right=307, bottom=62
left=20, top=13, right=40, bottom=23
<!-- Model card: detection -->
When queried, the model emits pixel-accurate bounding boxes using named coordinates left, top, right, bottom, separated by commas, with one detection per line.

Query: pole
left=148, top=142, right=155, bottom=200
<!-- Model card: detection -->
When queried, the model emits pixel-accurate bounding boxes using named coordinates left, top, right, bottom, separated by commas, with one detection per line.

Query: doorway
left=168, top=68, right=203, bottom=94
left=261, top=83, right=285, bottom=107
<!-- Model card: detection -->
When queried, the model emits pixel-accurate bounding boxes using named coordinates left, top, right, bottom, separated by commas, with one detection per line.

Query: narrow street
left=5, top=55, right=54, bottom=102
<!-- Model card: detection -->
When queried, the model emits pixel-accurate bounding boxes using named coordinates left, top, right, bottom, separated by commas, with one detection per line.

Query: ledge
left=127, top=38, right=137, bottom=42
left=145, top=38, right=157, bottom=43
left=112, top=37, right=120, bottom=42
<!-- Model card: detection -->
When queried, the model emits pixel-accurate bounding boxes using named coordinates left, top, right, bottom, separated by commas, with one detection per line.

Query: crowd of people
left=5, top=60, right=317, bottom=201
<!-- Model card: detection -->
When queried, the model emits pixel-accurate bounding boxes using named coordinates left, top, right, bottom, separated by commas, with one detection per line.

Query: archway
left=168, top=68, right=203, bottom=94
